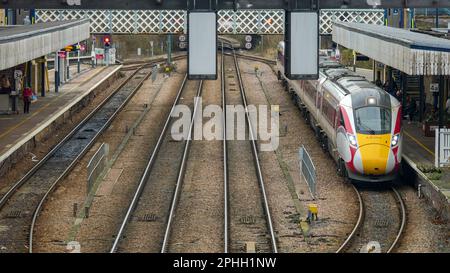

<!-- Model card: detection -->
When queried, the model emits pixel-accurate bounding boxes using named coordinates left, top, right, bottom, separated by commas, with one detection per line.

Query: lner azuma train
left=277, top=42, right=402, bottom=183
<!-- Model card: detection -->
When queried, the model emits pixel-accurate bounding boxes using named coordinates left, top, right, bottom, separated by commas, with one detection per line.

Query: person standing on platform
left=1, top=75, right=11, bottom=94
left=375, top=79, right=382, bottom=88
left=406, top=95, right=417, bottom=124
left=382, top=80, right=390, bottom=93
left=23, top=85, right=33, bottom=114
left=395, top=89, right=403, bottom=103
left=446, top=97, right=450, bottom=115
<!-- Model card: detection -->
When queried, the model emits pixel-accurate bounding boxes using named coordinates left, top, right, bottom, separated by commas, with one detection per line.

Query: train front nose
left=354, top=144, right=391, bottom=175
left=353, top=134, right=394, bottom=176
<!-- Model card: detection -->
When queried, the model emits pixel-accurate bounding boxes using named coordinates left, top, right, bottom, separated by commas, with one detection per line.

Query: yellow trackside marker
left=273, top=105, right=280, bottom=113
left=299, top=217, right=310, bottom=235
left=308, top=204, right=318, bottom=214
left=246, top=242, right=256, bottom=253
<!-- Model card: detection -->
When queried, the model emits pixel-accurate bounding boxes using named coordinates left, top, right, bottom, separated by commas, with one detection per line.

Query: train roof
left=319, top=58, right=395, bottom=108
left=320, top=59, right=385, bottom=95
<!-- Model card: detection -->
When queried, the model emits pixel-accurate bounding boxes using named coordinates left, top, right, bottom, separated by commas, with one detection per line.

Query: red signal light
left=104, top=36, right=112, bottom=48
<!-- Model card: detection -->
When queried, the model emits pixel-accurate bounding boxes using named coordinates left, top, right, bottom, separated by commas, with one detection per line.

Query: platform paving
left=0, top=65, right=120, bottom=163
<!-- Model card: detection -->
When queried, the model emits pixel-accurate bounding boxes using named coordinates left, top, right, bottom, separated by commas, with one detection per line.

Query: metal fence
left=87, top=143, right=109, bottom=194
left=299, top=145, right=316, bottom=199
left=436, top=129, right=450, bottom=168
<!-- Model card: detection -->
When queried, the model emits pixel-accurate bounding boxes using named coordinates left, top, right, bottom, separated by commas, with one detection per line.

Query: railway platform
left=402, top=122, right=450, bottom=199
left=0, top=64, right=122, bottom=175
left=403, top=122, right=435, bottom=166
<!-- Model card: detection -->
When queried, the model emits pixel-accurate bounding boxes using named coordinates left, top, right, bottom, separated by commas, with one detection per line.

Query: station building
left=0, top=12, right=90, bottom=113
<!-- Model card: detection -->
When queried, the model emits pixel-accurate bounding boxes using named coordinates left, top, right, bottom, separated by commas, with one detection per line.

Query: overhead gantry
left=1, top=0, right=449, bottom=9
left=2, top=0, right=448, bottom=79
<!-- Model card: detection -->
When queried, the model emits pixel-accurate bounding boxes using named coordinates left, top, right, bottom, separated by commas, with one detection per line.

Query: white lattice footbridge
left=36, top=9, right=384, bottom=35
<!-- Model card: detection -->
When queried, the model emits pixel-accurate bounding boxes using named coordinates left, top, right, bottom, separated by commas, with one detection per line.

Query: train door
left=315, top=78, right=326, bottom=120
left=330, top=106, right=341, bottom=160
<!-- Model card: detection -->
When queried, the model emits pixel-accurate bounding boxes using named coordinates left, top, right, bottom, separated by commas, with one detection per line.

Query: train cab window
left=355, top=107, right=391, bottom=135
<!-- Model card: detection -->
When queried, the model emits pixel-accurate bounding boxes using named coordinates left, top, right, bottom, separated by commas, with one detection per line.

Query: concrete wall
left=403, top=156, right=449, bottom=222
left=0, top=20, right=90, bottom=71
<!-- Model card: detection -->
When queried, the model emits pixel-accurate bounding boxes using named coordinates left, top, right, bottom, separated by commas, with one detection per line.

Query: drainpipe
left=436, top=8, right=439, bottom=28
left=384, top=9, right=388, bottom=26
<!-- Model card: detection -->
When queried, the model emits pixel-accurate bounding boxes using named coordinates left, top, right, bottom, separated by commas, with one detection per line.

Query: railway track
left=121, top=54, right=187, bottom=71
left=109, top=75, right=203, bottom=253
left=0, top=64, right=152, bottom=253
left=336, top=186, right=406, bottom=253
left=110, top=47, right=278, bottom=253
left=224, top=47, right=278, bottom=253
left=235, top=51, right=408, bottom=254
left=229, top=51, right=410, bottom=254
left=0, top=55, right=185, bottom=253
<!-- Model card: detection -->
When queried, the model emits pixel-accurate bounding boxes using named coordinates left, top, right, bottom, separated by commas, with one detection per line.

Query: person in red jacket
left=23, top=86, right=32, bottom=114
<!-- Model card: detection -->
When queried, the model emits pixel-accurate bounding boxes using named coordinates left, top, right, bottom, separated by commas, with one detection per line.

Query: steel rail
left=0, top=65, right=131, bottom=210
left=28, top=64, right=153, bottom=253
left=109, top=74, right=189, bottom=253
left=9, top=55, right=184, bottom=253
left=231, top=48, right=278, bottom=253
left=336, top=186, right=406, bottom=253
left=0, top=55, right=186, bottom=212
left=387, top=187, right=406, bottom=253
left=221, top=44, right=229, bottom=254
left=335, top=184, right=364, bottom=253
left=160, top=80, right=204, bottom=253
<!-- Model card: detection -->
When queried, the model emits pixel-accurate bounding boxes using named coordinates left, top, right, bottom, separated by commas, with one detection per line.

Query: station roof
left=333, top=22, right=450, bottom=76
left=0, top=19, right=90, bottom=71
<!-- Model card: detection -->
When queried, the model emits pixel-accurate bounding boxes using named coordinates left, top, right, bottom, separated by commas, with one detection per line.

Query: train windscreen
left=355, top=107, right=391, bottom=135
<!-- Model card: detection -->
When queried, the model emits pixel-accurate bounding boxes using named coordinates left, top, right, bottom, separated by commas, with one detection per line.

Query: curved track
left=230, top=51, right=407, bottom=254
left=336, top=186, right=406, bottom=253
left=0, top=56, right=181, bottom=253
left=0, top=64, right=152, bottom=253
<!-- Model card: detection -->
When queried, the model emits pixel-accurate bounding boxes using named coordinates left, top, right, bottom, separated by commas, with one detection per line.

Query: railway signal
left=64, top=45, right=74, bottom=52
left=104, top=36, right=111, bottom=49
left=63, top=44, right=83, bottom=52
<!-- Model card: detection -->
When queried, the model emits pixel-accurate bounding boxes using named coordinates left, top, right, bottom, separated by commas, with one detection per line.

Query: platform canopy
left=333, top=22, right=450, bottom=76
left=0, top=19, right=90, bottom=71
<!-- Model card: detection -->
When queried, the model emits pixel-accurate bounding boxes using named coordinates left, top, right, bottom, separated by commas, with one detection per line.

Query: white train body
left=277, top=42, right=402, bottom=182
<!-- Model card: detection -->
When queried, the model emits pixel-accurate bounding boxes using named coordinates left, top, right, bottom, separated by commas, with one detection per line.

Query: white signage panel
left=285, top=11, right=319, bottom=80
left=188, top=12, right=217, bottom=80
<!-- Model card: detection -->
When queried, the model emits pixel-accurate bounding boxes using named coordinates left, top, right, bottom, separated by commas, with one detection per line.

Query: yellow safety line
left=0, top=102, right=53, bottom=139
left=0, top=67, right=104, bottom=141
left=404, top=130, right=435, bottom=157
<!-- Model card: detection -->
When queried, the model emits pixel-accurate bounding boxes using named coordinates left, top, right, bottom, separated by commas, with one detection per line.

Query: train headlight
left=391, top=134, right=400, bottom=147
left=348, top=134, right=358, bottom=147
left=367, top=97, right=377, bottom=105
